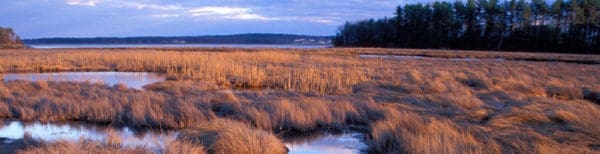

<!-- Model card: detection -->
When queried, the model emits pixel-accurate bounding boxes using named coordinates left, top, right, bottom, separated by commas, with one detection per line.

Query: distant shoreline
left=23, top=33, right=333, bottom=46
left=26, top=43, right=331, bottom=49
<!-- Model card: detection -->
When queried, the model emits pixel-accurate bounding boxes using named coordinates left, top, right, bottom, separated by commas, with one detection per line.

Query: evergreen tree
left=334, top=0, right=599, bottom=53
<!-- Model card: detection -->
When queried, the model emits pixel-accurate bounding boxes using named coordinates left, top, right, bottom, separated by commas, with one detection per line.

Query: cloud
left=59, top=0, right=399, bottom=26
left=18, top=0, right=401, bottom=38
left=66, top=0, right=100, bottom=6
left=228, top=13, right=275, bottom=20
left=151, top=14, right=180, bottom=18
left=122, top=2, right=182, bottom=10
left=188, top=7, right=248, bottom=16
left=187, top=6, right=277, bottom=21
left=306, top=18, right=335, bottom=24
left=61, top=1, right=356, bottom=23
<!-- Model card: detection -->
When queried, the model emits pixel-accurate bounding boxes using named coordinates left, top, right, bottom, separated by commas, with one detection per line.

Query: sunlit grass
left=0, top=48, right=599, bottom=153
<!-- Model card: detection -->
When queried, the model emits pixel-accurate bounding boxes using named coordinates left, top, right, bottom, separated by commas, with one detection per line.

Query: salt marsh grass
left=0, top=48, right=598, bottom=153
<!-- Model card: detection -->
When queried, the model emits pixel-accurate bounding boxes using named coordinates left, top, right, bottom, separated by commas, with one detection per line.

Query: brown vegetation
left=15, top=132, right=205, bottom=154
left=179, top=118, right=286, bottom=154
left=0, top=48, right=599, bottom=153
left=18, top=140, right=151, bottom=154
left=341, top=48, right=600, bottom=64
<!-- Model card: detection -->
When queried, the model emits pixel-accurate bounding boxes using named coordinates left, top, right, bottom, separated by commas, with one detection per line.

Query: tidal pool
left=0, top=121, right=176, bottom=149
left=1, top=72, right=166, bottom=89
left=0, top=121, right=368, bottom=153
left=284, top=131, right=368, bottom=154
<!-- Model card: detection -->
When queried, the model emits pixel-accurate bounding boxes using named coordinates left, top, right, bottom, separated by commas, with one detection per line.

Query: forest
left=334, top=0, right=600, bottom=54
left=23, top=34, right=331, bottom=45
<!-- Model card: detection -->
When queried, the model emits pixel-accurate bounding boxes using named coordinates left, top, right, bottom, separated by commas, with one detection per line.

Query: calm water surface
left=0, top=121, right=367, bottom=153
left=29, top=44, right=330, bottom=49
left=285, top=131, right=367, bottom=154
left=1, top=72, right=166, bottom=89
left=0, top=121, right=176, bottom=149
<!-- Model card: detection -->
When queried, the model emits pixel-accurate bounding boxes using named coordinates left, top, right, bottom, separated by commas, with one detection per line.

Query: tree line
left=0, top=27, right=23, bottom=48
left=334, top=0, right=600, bottom=54
left=24, top=34, right=331, bottom=45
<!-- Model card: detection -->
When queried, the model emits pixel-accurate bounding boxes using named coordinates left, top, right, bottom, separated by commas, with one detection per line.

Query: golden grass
left=18, top=138, right=206, bottom=154
left=18, top=140, right=151, bottom=154
left=15, top=128, right=206, bottom=154
left=0, top=49, right=370, bottom=94
left=162, top=139, right=206, bottom=154
left=179, top=118, right=286, bottom=154
left=0, top=80, right=217, bottom=128
left=370, top=110, right=493, bottom=153
left=0, top=48, right=599, bottom=153
left=334, top=47, right=600, bottom=64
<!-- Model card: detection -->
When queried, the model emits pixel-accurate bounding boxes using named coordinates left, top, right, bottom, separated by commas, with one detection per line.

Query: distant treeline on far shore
left=0, top=27, right=24, bottom=48
left=334, top=0, right=600, bottom=54
left=23, top=34, right=332, bottom=45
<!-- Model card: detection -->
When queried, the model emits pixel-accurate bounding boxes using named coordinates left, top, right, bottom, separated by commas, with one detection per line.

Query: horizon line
left=22, top=33, right=334, bottom=40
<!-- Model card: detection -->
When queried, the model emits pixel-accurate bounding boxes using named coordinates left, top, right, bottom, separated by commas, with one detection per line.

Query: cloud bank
left=1, top=0, right=404, bottom=38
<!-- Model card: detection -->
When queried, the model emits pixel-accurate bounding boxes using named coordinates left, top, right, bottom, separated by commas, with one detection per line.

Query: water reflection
left=1, top=72, right=166, bottom=89
left=0, top=121, right=367, bottom=153
left=29, top=44, right=330, bottom=49
left=0, top=121, right=176, bottom=148
left=284, top=131, right=367, bottom=154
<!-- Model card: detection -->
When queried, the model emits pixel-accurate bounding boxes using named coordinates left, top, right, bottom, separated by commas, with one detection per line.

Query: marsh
left=0, top=48, right=598, bottom=153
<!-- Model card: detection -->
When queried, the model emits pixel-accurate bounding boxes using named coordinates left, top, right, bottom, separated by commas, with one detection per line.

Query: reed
left=179, top=118, right=286, bottom=154
left=15, top=128, right=206, bottom=154
left=0, top=49, right=370, bottom=94
left=0, top=48, right=598, bottom=153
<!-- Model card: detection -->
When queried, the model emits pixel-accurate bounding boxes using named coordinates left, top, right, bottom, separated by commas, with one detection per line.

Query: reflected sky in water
left=0, top=121, right=176, bottom=148
left=2, top=72, right=166, bottom=89
left=285, top=131, right=367, bottom=154
left=29, top=44, right=330, bottom=49
left=0, top=121, right=367, bottom=153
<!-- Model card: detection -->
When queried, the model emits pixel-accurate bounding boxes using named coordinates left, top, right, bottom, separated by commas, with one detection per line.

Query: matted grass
left=0, top=48, right=599, bottom=153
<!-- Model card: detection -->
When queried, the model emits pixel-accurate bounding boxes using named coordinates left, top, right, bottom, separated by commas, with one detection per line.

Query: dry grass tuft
left=0, top=48, right=599, bottom=153
left=105, top=128, right=122, bottom=147
left=18, top=139, right=151, bottom=154
left=547, top=109, right=577, bottom=124
left=0, top=80, right=217, bottom=128
left=369, top=110, right=495, bottom=153
left=180, top=118, right=286, bottom=154
left=0, top=49, right=371, bottom=94
left=546, top=86, right=583, bottom=100
left=162, top=139, right=206, bottom=154
left=17, top=132, right=206, bottom=154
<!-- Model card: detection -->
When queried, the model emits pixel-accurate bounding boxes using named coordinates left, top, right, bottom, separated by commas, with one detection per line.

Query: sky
left=0, top=0, right=428, bottom=39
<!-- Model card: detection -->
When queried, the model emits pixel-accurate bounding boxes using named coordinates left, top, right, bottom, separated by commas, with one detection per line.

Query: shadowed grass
left=0, top=48, right=599, bottom=153
left=369, top=110, right=493, bottom=153
left=179, top=118, right=286, bottom=154
left=17, top=137, right=206, bottom=154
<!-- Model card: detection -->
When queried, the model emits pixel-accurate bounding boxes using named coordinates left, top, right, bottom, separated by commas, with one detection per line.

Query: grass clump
left=179, top=118, right=286, bottom=154
left=0, top=48, right=599, bottom=153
